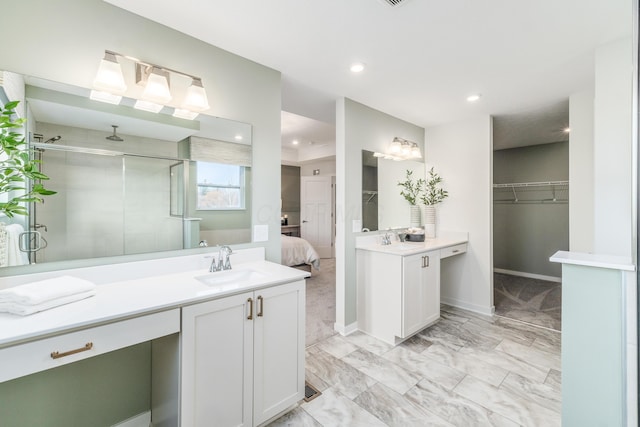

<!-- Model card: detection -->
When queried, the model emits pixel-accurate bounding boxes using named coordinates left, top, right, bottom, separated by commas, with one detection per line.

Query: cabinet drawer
left=440, top=243, right=467, bottom=259
left=0, top=309, right=180, bottom=383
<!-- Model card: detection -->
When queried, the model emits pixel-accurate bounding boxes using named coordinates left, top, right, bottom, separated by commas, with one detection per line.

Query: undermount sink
left=195, top=268, right=267, bottom=287
left=380, top=242, right=420, bottom=251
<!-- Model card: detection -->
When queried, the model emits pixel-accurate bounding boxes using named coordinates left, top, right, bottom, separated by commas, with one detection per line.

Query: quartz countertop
left=0, top=258, right=308, bottom=348
left=550, top=250, right=636, bottom=271
left=356, top=235, right=468, bottom=256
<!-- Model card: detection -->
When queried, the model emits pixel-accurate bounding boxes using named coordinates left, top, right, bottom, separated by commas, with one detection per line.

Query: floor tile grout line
left=493, top=313, right=562, bottom=334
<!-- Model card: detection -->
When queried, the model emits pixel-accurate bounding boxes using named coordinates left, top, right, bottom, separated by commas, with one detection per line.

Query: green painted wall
left=561, top=264, right=625, bottom=425
left=0, top=0, right=282, bottom=424
left=494, top=141, right=569, bottom=277
left=0, top=342, right=151, bottom=427
left=336, top=98, right=424, bottom=327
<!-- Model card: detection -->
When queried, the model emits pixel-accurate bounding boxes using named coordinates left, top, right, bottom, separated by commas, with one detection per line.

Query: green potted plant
left=397, top=169, right=425, bottom=227
left=419, top=167, right=448, bottom=237
left=1, top=100, right=56, bottom=218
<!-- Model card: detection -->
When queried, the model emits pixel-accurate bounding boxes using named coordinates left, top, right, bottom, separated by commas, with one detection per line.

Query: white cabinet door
left=181, top=292, right=254, bottom=427
left=402, top=251, right=440, bottom=338
left=253, top=280, right=305, bottom=425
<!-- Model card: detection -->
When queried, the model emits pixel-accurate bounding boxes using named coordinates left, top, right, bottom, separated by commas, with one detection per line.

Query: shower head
left=44, top=135, right=61, bottom=144
left=106, top=125, right=124, bottom=142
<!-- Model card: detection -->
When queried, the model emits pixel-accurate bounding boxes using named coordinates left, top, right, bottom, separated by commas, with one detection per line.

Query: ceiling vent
left=381, top=0, right=409, bottom=6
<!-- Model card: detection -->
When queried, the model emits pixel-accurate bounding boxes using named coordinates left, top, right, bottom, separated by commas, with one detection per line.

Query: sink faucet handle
left=220, top=245, right=233, bottom=270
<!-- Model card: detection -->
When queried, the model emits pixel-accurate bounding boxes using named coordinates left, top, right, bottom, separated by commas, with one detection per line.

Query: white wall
left=335, top=98, right=424, bottom=331
left=300, top=158, right=336, bottom=176
left=569, top=89, right=595, bottom=252
left=593, top=37, right=634, bottom=257
left=425, top=116, right=494, bottom=314
left=0, top=0, right=283, bottom=263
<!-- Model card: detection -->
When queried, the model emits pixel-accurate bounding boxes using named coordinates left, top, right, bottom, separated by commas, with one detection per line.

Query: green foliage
left=0, top=101, right=56, bottom=217
left=420, top=167, right=449, bottom=206
left=397, top=169, right=425, bottom=206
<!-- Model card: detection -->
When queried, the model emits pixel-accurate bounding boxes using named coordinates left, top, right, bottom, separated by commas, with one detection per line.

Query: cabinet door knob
left=247, top=298, right=254, bottom=320
left=257, top=296, right=264, bottom=317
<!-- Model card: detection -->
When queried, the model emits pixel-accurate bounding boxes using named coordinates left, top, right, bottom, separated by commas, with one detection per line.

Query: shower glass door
left=30, top=149, right=125, bottom=263
left=123, top=155, right=183, bottom=255
left=27, top=148, right=185, bottom=264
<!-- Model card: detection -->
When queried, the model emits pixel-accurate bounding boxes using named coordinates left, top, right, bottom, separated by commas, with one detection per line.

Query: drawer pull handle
left=51, top=342, right=93, bottom=359
left=247, top=298, right=254, bottom=320
left=257, top=296, right=264, bottom=317
left=452, top=249, right=459, bottom=253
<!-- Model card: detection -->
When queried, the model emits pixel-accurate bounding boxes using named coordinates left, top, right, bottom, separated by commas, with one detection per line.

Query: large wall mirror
left=0, top=71, right=252, bottom=270
left=362, top=150, right=424, bottom=231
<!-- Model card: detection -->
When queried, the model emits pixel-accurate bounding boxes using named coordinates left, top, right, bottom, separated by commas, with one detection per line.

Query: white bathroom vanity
left=0, top=248, right=307, bottom=427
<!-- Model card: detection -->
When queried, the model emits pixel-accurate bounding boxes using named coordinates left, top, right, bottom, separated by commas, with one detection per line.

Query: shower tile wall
left=33, top=122, right=182, bottom=263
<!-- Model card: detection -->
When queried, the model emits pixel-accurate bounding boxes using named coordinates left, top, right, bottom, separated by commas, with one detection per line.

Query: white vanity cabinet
left=357, top=248, right=440, bottom=345
left=180, top=280, right=305, bottom=427
left=402, top=251, right=441, bottom=338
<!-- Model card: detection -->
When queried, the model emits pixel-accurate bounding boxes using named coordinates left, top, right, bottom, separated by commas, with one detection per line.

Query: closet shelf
left=363, top=190, right=377, bottom=204
left=493, top=181, right=569, bottom=204
left=492, top=180, right=569, bottom=189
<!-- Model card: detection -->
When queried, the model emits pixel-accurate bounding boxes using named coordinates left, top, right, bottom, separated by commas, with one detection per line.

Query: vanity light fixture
left=137, top=64, right=172, bottom=104
left=375, top=137, right=422, bottom=161
left=292, top=140, right=299, bottom=145
left=91, top=50, right=210, bottom=120
left=93, top=51, right=127, bottom=94
left=183, top=78, right=210, bottom=111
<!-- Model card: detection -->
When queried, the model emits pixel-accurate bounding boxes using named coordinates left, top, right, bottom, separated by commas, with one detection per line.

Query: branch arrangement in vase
left=398, top=167, right=448, bottom=206
left=0, top=101, right=56, bottom=218
left=420, top=167, right=449, bottom=206
left=397, top=169, right=425, bottom=206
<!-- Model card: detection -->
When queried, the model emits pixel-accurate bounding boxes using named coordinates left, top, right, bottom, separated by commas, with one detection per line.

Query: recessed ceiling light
left=563, top=127, right=571, bottom=133
left=466, top=94, right=481, bottom=103
left=235, top=135, right=243, bottom=141
left=350, top=63, right=365, bottom=73
left=292, top=140, right=299, bottom=145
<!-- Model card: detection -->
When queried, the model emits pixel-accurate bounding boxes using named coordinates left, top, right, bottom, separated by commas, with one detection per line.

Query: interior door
left=300, top=175, right=333, bottom=258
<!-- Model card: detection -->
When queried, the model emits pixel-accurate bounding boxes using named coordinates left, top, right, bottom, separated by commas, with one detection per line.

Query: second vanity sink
left=195, top=268, right=267, bottom=287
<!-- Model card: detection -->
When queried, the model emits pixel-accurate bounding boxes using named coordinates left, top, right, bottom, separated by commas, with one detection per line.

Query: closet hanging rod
left=492, top=180, right=569, bottom=189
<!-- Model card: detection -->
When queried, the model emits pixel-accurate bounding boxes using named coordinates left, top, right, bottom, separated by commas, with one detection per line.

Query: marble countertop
left=0, top=258, right=308, bottom=348
left=356, top=235, right=468, bottom=256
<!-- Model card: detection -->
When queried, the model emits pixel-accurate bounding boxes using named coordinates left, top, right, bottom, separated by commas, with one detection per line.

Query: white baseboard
left=441, top=296, right=495, bottom=317
left=494, top=268, right=561, bottom=283
left=112, top=412, right=150, bottom=427
left=334, top=321, right=358, bottom=336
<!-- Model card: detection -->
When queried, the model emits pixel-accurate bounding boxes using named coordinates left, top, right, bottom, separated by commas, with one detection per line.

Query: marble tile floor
left=267, top=304, right=561, bottom=427
left=494, top=273, right=562, bottom=332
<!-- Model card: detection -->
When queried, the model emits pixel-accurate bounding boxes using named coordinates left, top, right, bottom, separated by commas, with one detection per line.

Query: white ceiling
left=105, top=0, right=629, bottom=152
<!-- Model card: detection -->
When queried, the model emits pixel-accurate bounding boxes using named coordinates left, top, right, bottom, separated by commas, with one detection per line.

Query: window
left=196, top=162, right=245, bottom=210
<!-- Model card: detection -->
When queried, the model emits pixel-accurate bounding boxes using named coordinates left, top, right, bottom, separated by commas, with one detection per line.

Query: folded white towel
left=0, top=276, right=96, bottom=306
left=0, top=290, right=96, bottom=316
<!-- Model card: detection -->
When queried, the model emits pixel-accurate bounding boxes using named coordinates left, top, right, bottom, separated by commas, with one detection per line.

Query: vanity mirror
left=0, top=71, right=253, bottom=270
left=362, top=149, right=424, bottom=232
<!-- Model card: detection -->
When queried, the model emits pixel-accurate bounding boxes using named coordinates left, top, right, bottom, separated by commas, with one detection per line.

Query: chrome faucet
left=210, top=245, right=233, bottom=272
left=220, top=245, right=233, bottom=270
left=381, top=231, right=392, bottom=245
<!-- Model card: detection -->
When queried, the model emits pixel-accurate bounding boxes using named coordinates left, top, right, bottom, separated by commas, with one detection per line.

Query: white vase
left=409, top=205, right=421, bottom=228
left=422, top=205, right=436, bottom=238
